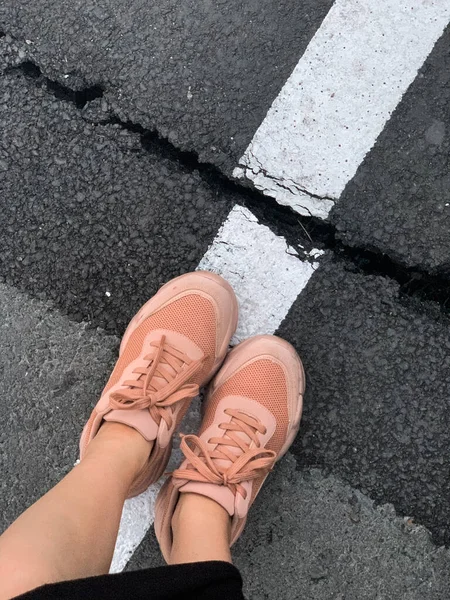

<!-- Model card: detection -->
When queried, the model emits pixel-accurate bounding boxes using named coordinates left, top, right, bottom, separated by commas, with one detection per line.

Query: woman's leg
left=0, top=423, right=152, bottom=600
left=170, top=492, right=232, bottom=564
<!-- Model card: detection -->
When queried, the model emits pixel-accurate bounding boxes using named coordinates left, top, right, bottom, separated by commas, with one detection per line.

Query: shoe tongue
left=103, top=409, right=158, bottom=441
left=180, top=481, right=236, bottom=516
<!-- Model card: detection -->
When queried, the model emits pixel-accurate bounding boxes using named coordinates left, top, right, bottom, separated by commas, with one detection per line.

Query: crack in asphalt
left=7, top=60, right=104, bottom=109
left=243, top=154, right=336, bottom=206
left=5, top=56, right=450, bottom=319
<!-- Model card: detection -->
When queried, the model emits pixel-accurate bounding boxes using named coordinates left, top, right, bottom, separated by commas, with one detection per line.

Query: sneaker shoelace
left=173, top=409, right=277, bottom=499
left=109, top=335, right=203, bottom=430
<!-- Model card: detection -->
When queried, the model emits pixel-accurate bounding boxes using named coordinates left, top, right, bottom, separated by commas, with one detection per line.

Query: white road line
left=111, top=205, right=322, bottom=571
left=234, top=0, right=450, bottom=219
left=110, top=483, right=162, bottom=572
left=198, top=205, right=320, bottom=343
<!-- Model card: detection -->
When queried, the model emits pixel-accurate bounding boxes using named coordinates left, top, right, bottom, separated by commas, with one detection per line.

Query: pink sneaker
left=154, top=335, right=305, bottom=561
left=79, top=271, right=238, bottom=497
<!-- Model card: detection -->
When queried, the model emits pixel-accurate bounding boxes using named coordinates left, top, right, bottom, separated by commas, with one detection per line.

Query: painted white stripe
left=198, top=205, right=320, bottom=343
left=110, top=483, right=162, bottom=572
left=235, top=0, right=450, bottom=218
left=111, top=205, right=322, bottom=570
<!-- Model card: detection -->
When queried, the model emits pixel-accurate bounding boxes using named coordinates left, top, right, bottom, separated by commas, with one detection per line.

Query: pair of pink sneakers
left=80, top=272, right=305, bottom=561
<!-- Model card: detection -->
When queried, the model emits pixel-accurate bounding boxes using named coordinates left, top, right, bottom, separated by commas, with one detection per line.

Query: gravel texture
left=0, top=68, right=234, bottom=334
left=0, top=283, right=117, bottom=531
left=0, top=0, right=333, bottom=174
left=278, top=256, right=450, bottom=546
left=332, top=25, right=450, bottom=273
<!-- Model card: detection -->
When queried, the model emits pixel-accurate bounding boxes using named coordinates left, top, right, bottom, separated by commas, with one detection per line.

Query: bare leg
left=0, top=423, right=152, bottom=600
left=170, top=492, right=232, bottom=564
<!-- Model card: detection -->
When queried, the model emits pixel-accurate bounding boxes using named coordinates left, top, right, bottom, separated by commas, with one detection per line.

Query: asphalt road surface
left=1, top=2, right=450, bottom=598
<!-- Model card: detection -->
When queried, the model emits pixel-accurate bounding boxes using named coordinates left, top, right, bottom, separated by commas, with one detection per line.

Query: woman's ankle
left=170, top=492, right=232, bottom=564
left=82, top=422, right=153, bottom=482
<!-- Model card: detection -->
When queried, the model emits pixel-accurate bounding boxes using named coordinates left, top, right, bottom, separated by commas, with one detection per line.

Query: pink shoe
left=154, top=335, right=305, bottom=561
left=79, top=271, right=238, bottom=497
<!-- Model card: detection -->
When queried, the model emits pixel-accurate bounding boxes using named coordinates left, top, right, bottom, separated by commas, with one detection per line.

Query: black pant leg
left=14, top=561, right=246, bottom=600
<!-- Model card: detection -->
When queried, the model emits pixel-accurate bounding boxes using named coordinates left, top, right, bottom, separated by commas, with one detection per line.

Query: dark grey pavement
left=0, top=67, right=234, bottom=333
left=0, top=0, right=333, bottom=173
left=278, top=257, right=450, bottom=546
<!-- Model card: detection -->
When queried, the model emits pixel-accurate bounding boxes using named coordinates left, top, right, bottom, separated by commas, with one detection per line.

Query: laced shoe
left=79, top=271, right=238, bottom=497
left=155, top=335, right=304, bottom=560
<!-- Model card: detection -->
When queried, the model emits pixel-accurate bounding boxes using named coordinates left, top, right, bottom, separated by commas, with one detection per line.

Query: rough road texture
left=0, top=0, right=333, bottom=173
left=332, top=25, right=450, bottom=273
left=1, top=10, right=449, bottom=275
left=278, top=257, right=450, bottom=546
left=128, top=457, right=450, bottom=600
left=0, top=68, right=233, bottom=333
left=0, top=283, right=117, bottom=531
